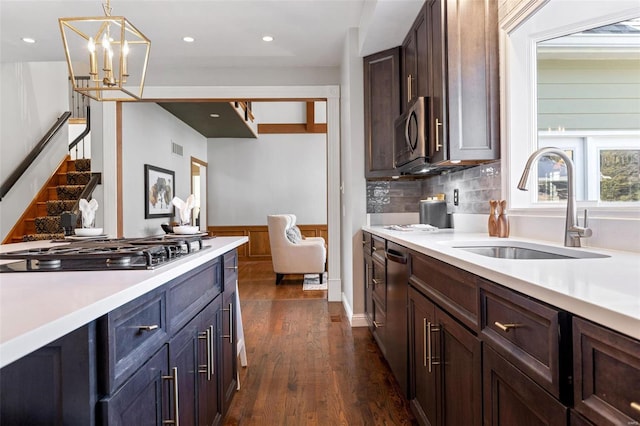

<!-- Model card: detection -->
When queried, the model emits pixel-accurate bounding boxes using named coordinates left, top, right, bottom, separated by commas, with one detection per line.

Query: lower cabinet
left=408, top=286, right=482, bottom=426
left=99, top=345, right=169, bottom=425
left=483, top=345, right=567, bottom=426
left=572, top=317, right=640, bottom=425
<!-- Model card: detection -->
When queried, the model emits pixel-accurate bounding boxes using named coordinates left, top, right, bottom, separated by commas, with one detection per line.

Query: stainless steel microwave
left=394, top=96, right=429, bottom=173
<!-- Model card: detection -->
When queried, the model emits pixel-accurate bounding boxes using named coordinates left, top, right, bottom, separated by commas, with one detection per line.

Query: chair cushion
left=286, top=225, right=303, bottom=243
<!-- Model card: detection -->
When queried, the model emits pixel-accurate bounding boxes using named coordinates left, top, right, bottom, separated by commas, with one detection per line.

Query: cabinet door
left=402, top=4, right=428, bottom=110
left=364, top=47, right=401, bottom=178
left=573, top=317, right=640, bottom=425
left=169, top=309, right=201, bottom=425
left=0, top=323, right=96, bottom=426
left=220, top=285, right=238, bottom=414
left=427, top=0, right=446, bottom=164
left=408, top=287, right=438, bottom=426
left=428, top=0, right=500, bottom=164
left=99, top=345, right=169, bottom=426
left=199, top=299, right=222, bottom=426
left=364, top=251, right=374, bottom=330
left=483, top=345, right=567, bottom=426
left=437, top=307, right=482, bottom=426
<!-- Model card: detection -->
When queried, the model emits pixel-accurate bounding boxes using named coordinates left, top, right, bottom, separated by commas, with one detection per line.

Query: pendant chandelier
left=59, top=0, right=151, bottom=101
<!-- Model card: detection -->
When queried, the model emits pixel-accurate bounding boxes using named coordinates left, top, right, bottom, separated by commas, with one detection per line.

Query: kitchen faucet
left=517, top=147, right=592, bottom=247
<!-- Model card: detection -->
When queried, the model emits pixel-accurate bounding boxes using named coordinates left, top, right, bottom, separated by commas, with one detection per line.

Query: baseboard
left=341, top=293, right=369, bottom=327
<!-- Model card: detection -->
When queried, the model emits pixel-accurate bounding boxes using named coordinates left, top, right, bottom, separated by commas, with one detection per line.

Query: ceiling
left=1, top=0, right=424, bottom=137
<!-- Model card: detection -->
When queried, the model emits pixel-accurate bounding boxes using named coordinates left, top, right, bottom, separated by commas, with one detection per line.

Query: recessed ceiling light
left=262, top=35, right=274, bottom=42
left=210, top=113, right=220, bottom=118
left=183, top=36, right=195, bottom=43
left=22, top=37, right=36, bottom=44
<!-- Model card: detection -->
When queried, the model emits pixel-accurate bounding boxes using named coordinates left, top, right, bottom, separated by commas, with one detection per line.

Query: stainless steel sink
left=450, top=241, right=610, bottom=260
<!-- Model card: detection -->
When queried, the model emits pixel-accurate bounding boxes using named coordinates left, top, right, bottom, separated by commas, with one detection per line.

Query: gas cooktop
left=0, top=235, right=211, bottom=273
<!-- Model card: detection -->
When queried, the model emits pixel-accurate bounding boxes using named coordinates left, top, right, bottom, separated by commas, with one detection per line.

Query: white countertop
left=364, top=226, right=640, bottom=341
left=0, top=236, right=248, bottom=369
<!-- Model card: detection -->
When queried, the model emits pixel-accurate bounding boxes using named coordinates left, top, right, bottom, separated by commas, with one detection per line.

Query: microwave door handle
left=405, top=112, right=413, bottom=153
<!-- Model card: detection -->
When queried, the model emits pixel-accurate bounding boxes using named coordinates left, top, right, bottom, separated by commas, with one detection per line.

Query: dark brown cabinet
left=408, top=266, right=482, bottom=426
left=363, top=232, right=374, bottom=329
left=572, top=317, right=640, bottom=425
left=483, top=345, right=567, bottom=426
left=401, top=4, right=428, bottom=109
left=363, top=47, right=401, bottom=178
left=427, top=0, right=500, bottom=165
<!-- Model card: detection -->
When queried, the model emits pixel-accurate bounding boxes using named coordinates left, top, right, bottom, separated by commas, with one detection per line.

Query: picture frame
left=144, top=164, right=175, bottom=219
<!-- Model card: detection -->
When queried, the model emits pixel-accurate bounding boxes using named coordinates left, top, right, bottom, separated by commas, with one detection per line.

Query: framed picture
left=144, top=164, right=175, bottom=218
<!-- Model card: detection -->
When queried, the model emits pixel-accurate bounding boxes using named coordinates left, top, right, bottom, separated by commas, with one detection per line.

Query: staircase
left=5, top=156, right=92, bottom=243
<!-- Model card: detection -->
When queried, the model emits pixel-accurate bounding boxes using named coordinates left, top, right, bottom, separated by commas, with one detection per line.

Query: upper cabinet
left=364, top=47, right=401, bottom=178
left=427, top=0, right=500, bottom=165
left=363, top=0, right=500, bottom=179
left=402, top=4, right=429, bottom=109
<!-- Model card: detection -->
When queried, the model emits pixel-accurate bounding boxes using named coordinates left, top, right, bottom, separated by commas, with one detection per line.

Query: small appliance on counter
left=419, top=195, right=451, bottom=228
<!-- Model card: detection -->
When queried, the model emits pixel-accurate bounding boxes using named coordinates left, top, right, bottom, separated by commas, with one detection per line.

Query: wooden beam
left=306, top=101, right=315, bottom=132
left=258, top=123, right=327, bottom=134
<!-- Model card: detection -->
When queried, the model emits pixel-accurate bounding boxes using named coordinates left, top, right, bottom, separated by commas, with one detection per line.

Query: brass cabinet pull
left=223, top=303, right=233, bottom=342
left=372, top=246, right=377, bottom=252
left=137, top=325, right=158, bottom=332
left=162, top=367, right=180, bottom=425
left=407, top=74, right=412, bottom=101
left=427, top=321, right=441, bottom=373
left=372, top=278, right=383, bottom=286
left=494, top=321, right=520, bottom=332
left=631, top=402, right=640, bottom=413
left=197, top=328, right=213, bottom=380
left=435, top=119, right=443, bottom=152
left=225, top=265, right=238, bottom=271
left=373, top=320, right=384, bottom=329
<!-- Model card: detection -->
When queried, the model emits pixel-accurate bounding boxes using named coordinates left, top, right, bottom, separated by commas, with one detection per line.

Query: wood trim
left=116, top=102, right=123, bottom=238
left=69, top=118, right=87, bottom=125
left=306, top=101, right=315, bottom=132
left=257, top=123, right=327, bottom=134
left=207, top=224, right=328, bottom=262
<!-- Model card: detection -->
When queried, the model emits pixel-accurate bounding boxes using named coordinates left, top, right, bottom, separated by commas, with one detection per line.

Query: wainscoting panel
left=207, top=224, right=328, bottom=262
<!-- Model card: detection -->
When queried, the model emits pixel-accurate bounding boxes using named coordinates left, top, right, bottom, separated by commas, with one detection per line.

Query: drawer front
left=168, top=258, right=222, bottom=333
left=409, top=251, right=478, bottom=331
left=371, top=256, right=386, bottom=310
left=480, top=280, right=569, bottom=399
left=573, top=317, right=640, bottom=425
left=363, top=232, right=372, bottom=255
left=102, top=287, right=168, bottom=393
left=372, top=236, right=385, bottom=262
left=223, top=250, right=238, bottom=291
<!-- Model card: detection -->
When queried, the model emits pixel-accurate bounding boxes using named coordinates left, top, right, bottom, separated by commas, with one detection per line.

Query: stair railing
left=0, top=111, right=72, bottom=201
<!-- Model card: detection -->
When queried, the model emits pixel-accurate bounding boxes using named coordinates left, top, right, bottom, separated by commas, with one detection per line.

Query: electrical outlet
left=453, top=189, right=459, bottom=206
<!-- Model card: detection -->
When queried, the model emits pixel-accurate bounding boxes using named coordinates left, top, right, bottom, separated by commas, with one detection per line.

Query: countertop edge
left=0, top=236, right=248, bottom=369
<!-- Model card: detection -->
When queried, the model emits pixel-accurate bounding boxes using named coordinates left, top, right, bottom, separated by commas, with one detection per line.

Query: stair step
left=46, top=200, right=76, bottom=216
left=34, top=216, right=62, bottom=234
left=74, top=159, right=91, bottom=172
left=66, top=171, right=91, bottom=186
left=56, top=185, right=84, bottom=200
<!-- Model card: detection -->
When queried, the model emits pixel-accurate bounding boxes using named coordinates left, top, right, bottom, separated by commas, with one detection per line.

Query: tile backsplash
left=366, top=161, right=502, bottom=215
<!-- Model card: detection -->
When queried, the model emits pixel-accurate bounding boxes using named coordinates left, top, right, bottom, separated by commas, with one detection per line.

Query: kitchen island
left=0, top=235, right=247, bottom=425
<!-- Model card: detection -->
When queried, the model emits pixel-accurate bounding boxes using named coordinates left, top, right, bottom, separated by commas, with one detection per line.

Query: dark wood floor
left=224, top=261, right=417, bottom=425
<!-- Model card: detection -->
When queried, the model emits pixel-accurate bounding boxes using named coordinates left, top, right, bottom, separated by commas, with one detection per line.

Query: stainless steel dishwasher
left=385, top=242, right=409, bottom=397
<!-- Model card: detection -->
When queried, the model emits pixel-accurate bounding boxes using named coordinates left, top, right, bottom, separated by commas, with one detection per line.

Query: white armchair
left=267, top=214, right=326, bottom=285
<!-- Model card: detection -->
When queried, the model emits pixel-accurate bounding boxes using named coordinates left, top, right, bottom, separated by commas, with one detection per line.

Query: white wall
left=207, top=131, right=327, bottom=226
left=0, top=61, right=69, bottom=240
left=340, top=28, right=367, bottom=326
left=121, top=102, right=208, bottom=237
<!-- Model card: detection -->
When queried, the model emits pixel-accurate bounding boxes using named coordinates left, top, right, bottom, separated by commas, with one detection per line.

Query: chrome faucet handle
left=570, top=209, right=592, bottom=239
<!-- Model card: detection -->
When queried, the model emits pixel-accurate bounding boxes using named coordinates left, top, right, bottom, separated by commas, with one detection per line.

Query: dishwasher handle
left=385, top=249, right=407, bottom=264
